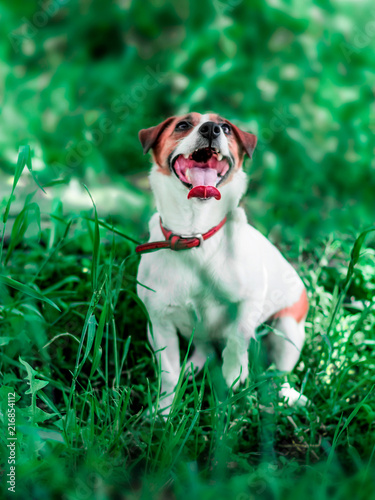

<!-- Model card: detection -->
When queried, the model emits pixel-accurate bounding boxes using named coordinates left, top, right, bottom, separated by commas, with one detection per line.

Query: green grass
left=0, top=150, right=375, bottom=500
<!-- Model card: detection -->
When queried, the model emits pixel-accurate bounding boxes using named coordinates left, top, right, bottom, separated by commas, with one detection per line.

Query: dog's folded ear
left=229, top=122, right=257, bottom=159
left=139, top=117, right=176, bottom=154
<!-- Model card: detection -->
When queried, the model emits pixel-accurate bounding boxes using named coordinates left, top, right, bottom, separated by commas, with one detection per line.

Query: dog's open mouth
left=172, top=147, right=231, bottom=200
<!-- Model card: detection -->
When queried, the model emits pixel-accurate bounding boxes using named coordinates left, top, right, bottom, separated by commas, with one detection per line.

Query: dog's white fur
left=137, top=116, right=307, bottom=412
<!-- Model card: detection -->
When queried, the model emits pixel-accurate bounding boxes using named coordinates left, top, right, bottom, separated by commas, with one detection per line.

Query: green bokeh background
left=0, top=0, right=374, bottom=242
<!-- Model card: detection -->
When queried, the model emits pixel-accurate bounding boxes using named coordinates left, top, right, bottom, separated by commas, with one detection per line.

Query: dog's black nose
left=198, top=122, right=221, bottom=141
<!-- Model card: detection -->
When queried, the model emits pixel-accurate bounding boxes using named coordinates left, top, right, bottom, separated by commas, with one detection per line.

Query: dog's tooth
left=183, top=154, right=189, bottom=159
left=217, top=153, right=223, bottom=161
left=186, top=169, right=191, bottom=181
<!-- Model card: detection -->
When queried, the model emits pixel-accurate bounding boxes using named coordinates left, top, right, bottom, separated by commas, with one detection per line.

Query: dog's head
left=139, top=113, right=257, bottom=201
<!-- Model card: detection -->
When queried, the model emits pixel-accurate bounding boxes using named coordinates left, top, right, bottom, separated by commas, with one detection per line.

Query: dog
left=136, top=112, right=308, bottom=413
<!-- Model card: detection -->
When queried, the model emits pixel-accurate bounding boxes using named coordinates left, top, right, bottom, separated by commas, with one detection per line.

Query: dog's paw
left=279, top=382, right=309, bottom=407
left=222, top=347, right=249, bottom=389
left=144, top=393, right=175, bottom=420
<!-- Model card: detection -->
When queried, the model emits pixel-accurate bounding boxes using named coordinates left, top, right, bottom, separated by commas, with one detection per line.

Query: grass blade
left=83, top=184, right=100, bottom=292
left=0, top=275, right=60, bottom=311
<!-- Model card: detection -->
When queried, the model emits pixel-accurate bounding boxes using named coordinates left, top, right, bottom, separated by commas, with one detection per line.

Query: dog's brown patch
left=272, top=289, right=309, bottom=323
left=152, top=113, right=202, bottom=173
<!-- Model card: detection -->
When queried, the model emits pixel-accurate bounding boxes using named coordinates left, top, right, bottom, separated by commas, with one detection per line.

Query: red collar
left=135, top=216, right=227, bottom=254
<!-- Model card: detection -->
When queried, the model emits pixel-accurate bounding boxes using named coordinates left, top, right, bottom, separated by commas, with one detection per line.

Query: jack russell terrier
left=136, top=112, right=308, bottom=413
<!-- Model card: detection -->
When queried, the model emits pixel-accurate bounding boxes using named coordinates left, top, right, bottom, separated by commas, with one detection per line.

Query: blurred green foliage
left=0, top=0, right=374, bottom=240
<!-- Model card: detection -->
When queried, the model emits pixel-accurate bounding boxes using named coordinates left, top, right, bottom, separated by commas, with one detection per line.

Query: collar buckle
left=180, top=232, right=203, bottom=247
left=196, top=233, right=204, bottom=247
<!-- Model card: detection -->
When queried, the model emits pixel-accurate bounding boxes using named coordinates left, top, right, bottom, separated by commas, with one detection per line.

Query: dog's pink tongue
left=188, top=186, right=221, bottom=200
left=187, top=167, right=221, bottom=200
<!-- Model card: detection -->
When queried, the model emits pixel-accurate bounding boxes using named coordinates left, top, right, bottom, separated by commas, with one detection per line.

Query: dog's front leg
left=221, top=301, right=263, bottom=389
left=148, top=320, right=180, bottom=415
left=185, top=341, right=214, bottom=377
left=222, top=332, right=251, bottom=389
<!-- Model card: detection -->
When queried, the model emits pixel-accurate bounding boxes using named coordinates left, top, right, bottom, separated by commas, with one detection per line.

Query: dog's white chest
left=138, top=243, right=243, bottom=337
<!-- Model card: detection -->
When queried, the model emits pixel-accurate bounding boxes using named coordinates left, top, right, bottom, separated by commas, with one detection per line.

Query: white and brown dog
left=136, top=112, right=308, bottom=413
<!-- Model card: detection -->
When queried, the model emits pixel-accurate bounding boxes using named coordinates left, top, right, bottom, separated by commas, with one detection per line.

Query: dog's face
left=139, top=113, right=257, bottom=200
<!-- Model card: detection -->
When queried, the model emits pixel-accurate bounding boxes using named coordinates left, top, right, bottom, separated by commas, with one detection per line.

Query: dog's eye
left=175, top=121, right=191, bottom=131
left=221, top=123, right=231, bottom=135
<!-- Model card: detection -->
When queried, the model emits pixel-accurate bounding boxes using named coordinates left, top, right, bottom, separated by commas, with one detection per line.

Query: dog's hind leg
left=268, top=316, right=305, bottom=372
left=267, top=316, right=307, bottom=406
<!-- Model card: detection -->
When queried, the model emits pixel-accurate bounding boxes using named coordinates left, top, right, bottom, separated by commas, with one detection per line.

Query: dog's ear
left=228, top=122, right=257, bottom=159
left=138, top=117, right=176, bottom=154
